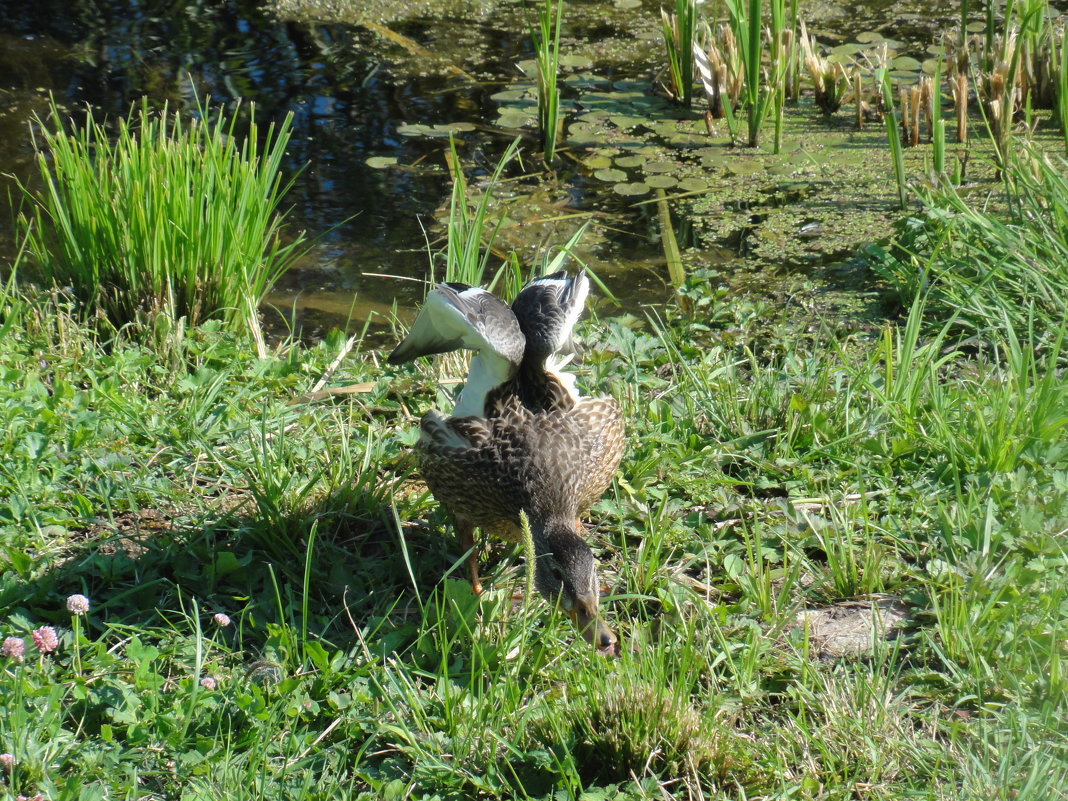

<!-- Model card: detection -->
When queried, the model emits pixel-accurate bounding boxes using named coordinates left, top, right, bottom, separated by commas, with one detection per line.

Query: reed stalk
left=441, top=137, right=521, bottom=286
left=532, top=0, right=564, bottom=163
left=910, top=84, right=922, bottom=146
left=1058, top=27, right=1068, bottom=155
left=930, top=48, right=947, bottom=182
left=726, top=0, right=788, bottom=149
left=953, top=72, right=969, bottom=142
left=878, top=69, right=909, bottom=210
left=655, top=188, right=686, bottom=289
left=855, top=72, right=864, bottom=130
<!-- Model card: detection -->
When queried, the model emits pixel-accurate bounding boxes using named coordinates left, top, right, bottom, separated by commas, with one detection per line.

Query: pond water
left=0, top=0, right=1047, bottom=339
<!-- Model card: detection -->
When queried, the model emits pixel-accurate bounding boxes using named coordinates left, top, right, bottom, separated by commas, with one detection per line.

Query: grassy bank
left=2, top=238, right=1066, bottom=798
left=1, top=81, right=1066, bottom=801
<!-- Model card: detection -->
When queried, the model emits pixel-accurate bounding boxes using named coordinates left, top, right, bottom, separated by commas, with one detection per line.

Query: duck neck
left=454, top=352, right=518, bottom=417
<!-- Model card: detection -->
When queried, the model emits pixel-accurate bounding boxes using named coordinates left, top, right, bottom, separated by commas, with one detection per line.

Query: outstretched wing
left=388, top=283, right=525, bottom=366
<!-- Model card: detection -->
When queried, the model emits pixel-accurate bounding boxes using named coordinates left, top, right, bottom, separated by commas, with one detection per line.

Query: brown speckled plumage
left=416, top=396, right=624, bottom=541
left=398, top=270, right=624, bottom=651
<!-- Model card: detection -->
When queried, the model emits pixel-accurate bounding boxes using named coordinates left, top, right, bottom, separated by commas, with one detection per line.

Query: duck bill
left=571, top=595, right=618, bottom=656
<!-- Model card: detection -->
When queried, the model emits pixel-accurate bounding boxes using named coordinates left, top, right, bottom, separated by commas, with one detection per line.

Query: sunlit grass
left=871, top=144, right=1068, bottom=350
left=2, top=88, right=1068, bottom=801
left=16, top=99, right=307, bottom=338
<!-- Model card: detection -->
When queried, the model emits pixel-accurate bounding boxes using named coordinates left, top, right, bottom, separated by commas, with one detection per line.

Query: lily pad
left=830, top=43, right=862, bottom=57
left=594, top=168, right=628, bottom=182
left=396, top=123, right=432, bottom=137
left=559, top=54, right=593, bottom=68
left=497, top=108, right=534, bottom=128
left=677, top=177, right=711, bottom=192
left=491, top=89, right=533, bottom=102
left=643, top=160, right=677, bottom=174
left=613, top=182, right=651, bottom=197
left=609, top=115, right=647, bottom=129
left=644, top=175, right=678, bottom=188
left=583, top=154, right=614, bottom=170
left=365, top=156, right=398, bottom=169
left=891, top=56, right=922, bottom=71
left=432, top=122, right=476, bottom=134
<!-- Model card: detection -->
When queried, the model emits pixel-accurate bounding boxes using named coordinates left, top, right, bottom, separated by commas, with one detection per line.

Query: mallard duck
left=389, top=271, right=624, bottom=652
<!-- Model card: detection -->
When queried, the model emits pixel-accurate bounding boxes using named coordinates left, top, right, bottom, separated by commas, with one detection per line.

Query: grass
left=15, top=99, right=307, bottom=338
left=3, top=223, right=1067, bottom=798
left=869, top=143, right=1068, bottom=350
left=2, top=63, right=1068, bottom=801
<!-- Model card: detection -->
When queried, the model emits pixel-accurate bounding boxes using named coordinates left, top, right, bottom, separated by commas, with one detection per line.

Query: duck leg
left=457, top=520, right=483, bottom=595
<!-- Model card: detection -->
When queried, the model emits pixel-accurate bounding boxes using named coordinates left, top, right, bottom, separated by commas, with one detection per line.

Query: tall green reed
left=532, top=0, right=564, bottom=162
left=877, top=69, right=909, bottom=210
left=1057, top=26, right=1068, bottom=154
left=725, top=0, right=788, bottom=149
left=17, top=98, right=306, bottom=336
left=661, top=0, right=698, bottom=107
left=439, top=137, right=521, bottom=287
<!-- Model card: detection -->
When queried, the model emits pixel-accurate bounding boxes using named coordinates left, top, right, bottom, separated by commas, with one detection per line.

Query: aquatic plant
left=532, top=0, right=564, bottom=162
left=440, top=137, right=521, bottom=288
left=694, top=21, right=742, bottom=137
left=661, top=0, right=698, bottom=107
left=951, top=71, right=969, bottom=142
left=929, top=54, right=948, bottom=182
left=799, top=20, right=851, bottom=116
left=725, top=0, right=788, bottom=149
left=16, top=99, right=305, bottom=337
left=877, top=69, right=909, bottom=210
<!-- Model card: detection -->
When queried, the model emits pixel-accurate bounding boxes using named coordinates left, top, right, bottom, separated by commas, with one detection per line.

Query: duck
left=388, top=270, right=624, bottom=653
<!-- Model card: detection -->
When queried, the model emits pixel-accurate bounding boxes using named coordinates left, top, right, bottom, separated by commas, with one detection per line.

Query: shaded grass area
left=1, top=260, right=1066, bottom=799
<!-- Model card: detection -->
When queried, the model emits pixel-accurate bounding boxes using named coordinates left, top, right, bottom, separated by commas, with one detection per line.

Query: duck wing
left=388, top=283, right=525, bottom=366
